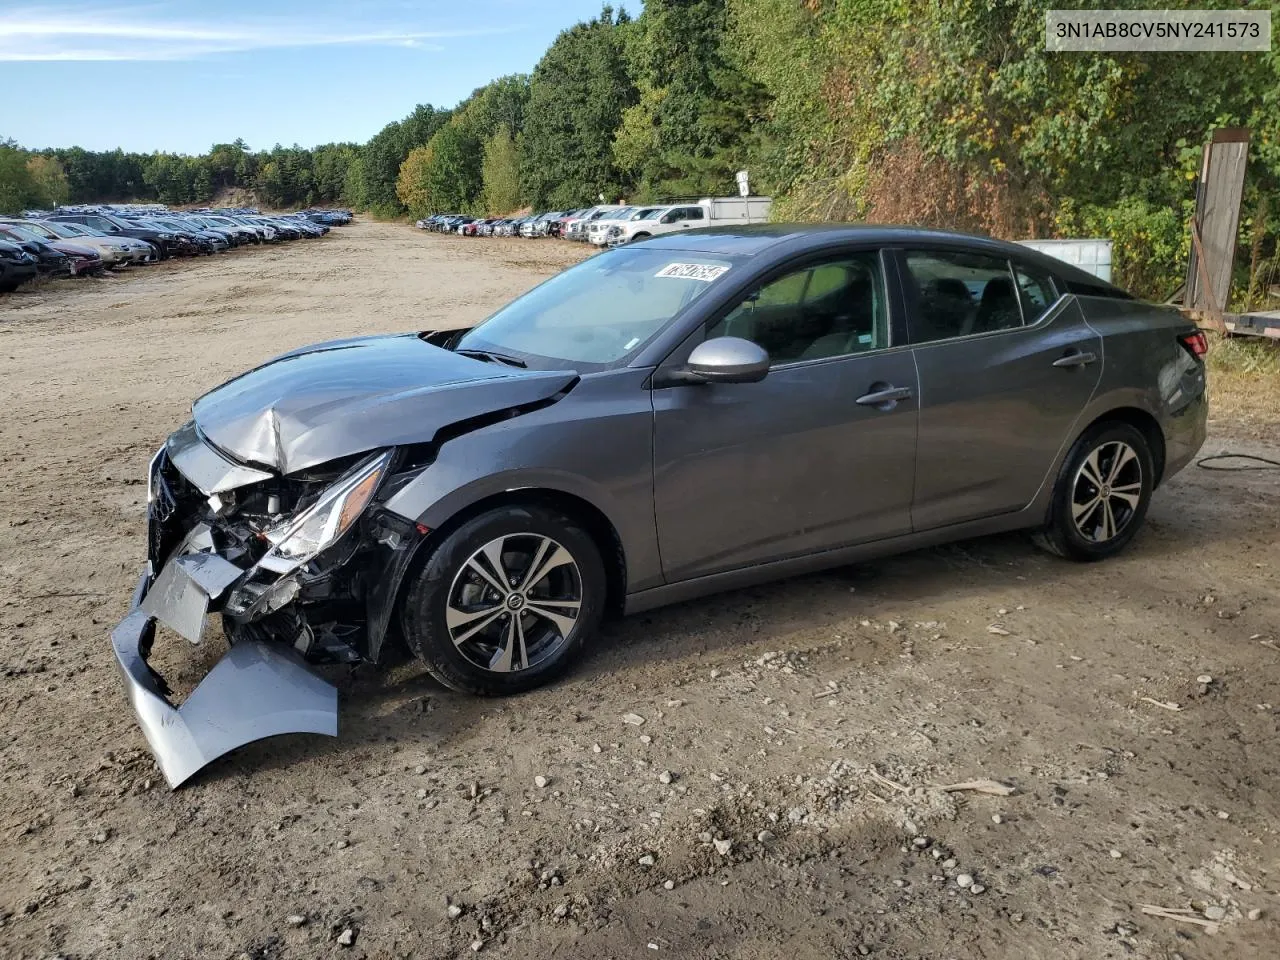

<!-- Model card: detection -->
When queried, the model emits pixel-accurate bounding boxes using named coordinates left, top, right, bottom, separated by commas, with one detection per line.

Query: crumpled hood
left=192, top=334, right=577, bottom=474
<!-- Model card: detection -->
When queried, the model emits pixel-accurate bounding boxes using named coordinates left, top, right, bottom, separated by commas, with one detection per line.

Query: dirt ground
left=2, top=221, right=1279, bottom=960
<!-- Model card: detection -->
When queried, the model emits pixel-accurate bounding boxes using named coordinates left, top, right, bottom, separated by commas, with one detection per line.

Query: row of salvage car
left=0, top=204, right=352, bottom=295
left=414, top=196, right=773, bottom=246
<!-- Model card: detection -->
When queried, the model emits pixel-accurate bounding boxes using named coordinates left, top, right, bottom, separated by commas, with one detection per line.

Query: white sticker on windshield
left=655, top=262, right=730, bottom=282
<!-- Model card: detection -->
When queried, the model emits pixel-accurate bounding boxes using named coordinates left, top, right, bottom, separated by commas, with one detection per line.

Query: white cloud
left=0, top=4, right=516, bottom=61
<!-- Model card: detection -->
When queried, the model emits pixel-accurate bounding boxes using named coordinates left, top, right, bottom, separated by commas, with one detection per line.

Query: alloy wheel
left=445, top=534, right=583, bottom=673
left=1071, top=440, right=1143, bottom=543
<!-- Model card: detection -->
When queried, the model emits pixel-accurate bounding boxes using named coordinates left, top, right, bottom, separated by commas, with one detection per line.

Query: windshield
left=10, top=222, right=56, bottom=240
left=639, top=208, right=666, bottom=220
left=2, top=224, right=43, bottom=243
left=43, top=221, right=90, bottom=238
left=456, top=247, right=735, bottom=369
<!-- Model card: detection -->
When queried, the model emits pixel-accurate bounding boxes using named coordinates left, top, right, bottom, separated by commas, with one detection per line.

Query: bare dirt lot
left=2, top=221, right=1279, bottom=960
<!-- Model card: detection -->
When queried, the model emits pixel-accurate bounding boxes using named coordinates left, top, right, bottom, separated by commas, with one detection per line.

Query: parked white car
left=608, top=196, right=773, bottom=245
left=565, top=205, right=627, bottom=241
left=586, top=206, right=667, bottom=246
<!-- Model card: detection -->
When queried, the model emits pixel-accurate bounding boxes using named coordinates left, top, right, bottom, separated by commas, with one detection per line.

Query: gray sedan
left=112, top=225, right=1208, bottom=785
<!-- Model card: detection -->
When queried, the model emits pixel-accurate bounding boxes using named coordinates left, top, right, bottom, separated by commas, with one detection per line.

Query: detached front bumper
left=110, top=562, right=338, bottom=789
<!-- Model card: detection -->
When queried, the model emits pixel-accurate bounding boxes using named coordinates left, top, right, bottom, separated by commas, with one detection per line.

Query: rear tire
left=400, top=505, right=606, bottom=695
left=1033, top=421, right=1154, bottom=561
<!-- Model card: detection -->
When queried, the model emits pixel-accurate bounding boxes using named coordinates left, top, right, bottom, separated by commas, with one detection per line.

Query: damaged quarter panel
left=192, top=333, right=579, bottom=473
left=383, top=367, right=662, bottom=594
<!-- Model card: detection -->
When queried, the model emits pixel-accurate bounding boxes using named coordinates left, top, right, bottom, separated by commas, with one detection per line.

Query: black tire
left=1033, top=421, right=1154, bottom=561
left=400, top=504, right=606, bottom=695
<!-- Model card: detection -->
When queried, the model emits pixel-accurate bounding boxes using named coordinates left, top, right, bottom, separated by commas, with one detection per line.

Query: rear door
left=899, top=247, right=1102, bottom=530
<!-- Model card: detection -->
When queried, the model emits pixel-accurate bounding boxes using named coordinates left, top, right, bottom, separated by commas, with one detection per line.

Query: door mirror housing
left=684, top=337, right=770, bottom=384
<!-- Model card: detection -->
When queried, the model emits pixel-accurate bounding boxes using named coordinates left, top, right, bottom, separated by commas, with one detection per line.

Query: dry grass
left=1205, top=333, right=1280, bottom=436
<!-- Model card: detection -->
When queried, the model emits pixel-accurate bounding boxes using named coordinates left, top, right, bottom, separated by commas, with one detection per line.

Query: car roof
left=637, top=223, right=1127, bottom=294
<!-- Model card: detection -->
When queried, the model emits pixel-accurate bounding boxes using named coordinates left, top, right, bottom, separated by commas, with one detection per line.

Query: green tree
left=423, top=122, right=482, bottom=213
left=0, top=141, right=43, bottom=213
left=729, top=0, right=1280, bottom=298
left=358, top=104, right=452, bottom=215
left=343, top=154, right=367, bottom=208
left=619, top=0, right=768, bottom=197
left=520, top=7, right=638, bottom=208
left=27, top=154, right=70, bottom=207
left=481, top=126, right=522, bottom=213
left=396, top=144, right=436, bottom=216
left=312, top=143, right=360, bottom=203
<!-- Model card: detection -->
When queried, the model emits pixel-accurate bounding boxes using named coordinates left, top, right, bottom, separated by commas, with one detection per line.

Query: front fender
left=379, top=370, right=663, bottom=594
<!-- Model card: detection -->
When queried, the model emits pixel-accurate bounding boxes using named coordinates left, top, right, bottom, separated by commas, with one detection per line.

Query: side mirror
left=685, top=337, right=770, bottom=384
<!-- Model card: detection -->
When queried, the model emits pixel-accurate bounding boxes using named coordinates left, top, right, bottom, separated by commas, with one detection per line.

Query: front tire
left=400, top=505, right=606, bottom=695
left=1034, top=421, right=1154, bottom=561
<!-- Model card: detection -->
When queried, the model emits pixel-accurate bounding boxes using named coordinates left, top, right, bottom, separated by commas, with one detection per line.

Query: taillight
left=1179, top=331, right=1208, bottom=359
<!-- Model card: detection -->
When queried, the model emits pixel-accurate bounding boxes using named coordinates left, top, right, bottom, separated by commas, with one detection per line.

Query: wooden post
left=1186, top=128, right=1249, bottom=318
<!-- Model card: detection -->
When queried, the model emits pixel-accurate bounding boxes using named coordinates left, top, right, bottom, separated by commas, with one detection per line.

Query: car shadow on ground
left=196, top=483, right=1235, bottom=785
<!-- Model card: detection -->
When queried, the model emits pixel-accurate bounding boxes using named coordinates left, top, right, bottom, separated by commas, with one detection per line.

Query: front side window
left=903, top=250, right=1023, bottom=343
left=456, top=248, right=735, bottom=368
left=706, top=252, right=888, bottom=364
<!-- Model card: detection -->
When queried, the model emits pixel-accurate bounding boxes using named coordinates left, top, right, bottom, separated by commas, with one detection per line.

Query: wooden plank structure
left=1185, top=308, right=1280, bottom=339
left=1175, top=128, right=1280, bottom=339
left=1185, top=128, right=1250, bottom=321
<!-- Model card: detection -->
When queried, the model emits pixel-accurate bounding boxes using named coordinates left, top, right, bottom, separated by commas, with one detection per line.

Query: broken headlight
left=259, top=450, right=393, bottom=573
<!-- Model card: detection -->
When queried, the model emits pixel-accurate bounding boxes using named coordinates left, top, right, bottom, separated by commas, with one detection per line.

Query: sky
left=0, top=0, right=627, bottom=154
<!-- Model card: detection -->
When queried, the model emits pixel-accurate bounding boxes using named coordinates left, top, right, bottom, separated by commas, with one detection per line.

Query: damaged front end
left=113, top=424, right=428, bottom=787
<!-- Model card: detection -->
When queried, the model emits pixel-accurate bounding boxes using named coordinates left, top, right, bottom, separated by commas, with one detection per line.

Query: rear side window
left=1013, top=263, right=1058, bottom=322
left=684, top=207, right=705, bottom=221
left=902, top=250, right=1023, bottom=343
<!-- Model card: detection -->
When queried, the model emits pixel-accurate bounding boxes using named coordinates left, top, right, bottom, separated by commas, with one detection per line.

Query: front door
left=898, top=247, right=1103, bottom=530
left=652, top=249, right=920, bottom=583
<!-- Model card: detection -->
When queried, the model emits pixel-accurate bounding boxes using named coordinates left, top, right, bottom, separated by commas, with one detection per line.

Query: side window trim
left=895, top=246, right=1039, bottom=346
left=650, top=246, right=904, bottom=380
left=707, top=247, right=897, bottom=366
left=1011, top=259, right=1062, bottom=325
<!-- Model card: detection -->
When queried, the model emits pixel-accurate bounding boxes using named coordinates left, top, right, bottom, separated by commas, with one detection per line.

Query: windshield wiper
left=455, top=348, right=527, bottom=368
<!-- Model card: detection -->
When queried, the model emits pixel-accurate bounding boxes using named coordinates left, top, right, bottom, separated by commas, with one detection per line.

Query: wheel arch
left=1077, top=406, right=1167, bottom=487
left=399, top=487, right=628, bottom=625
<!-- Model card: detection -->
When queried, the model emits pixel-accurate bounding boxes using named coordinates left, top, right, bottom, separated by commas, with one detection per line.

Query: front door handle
left=855, top=384, right=913, bottom=409
left=1052, top=350, right=1098, bottom=368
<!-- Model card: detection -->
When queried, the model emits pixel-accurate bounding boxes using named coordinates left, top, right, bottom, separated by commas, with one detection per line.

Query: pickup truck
left=564, top=205, right=628, bottom=241
left=606, top=196, right=772, bottom=246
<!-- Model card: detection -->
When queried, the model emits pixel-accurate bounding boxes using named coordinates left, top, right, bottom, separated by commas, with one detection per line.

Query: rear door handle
left=855, top=384, right=913, bottom=408
left=1052, top=350, right=1098, bottom=368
